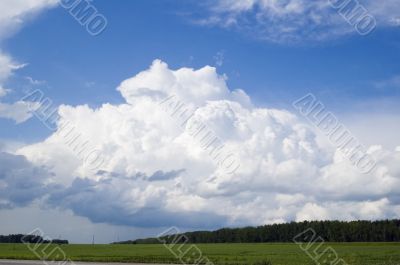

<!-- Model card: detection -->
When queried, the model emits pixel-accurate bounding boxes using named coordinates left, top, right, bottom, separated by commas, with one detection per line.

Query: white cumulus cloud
left=15, top=60, right=400, bottom=229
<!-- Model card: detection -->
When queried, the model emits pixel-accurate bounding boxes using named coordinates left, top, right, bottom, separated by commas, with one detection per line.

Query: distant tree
left=114, top=219, right=400, bottom=244
left=0, top=234, right=68, bottom=244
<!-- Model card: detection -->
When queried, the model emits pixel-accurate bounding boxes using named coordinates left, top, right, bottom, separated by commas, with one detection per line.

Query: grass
left=0, top=243, right=399, bottom=265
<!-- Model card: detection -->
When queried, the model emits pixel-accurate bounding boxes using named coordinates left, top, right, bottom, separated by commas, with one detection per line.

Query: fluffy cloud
left=0, top=152, right=55, bottom=209
left=195, top=0, right=400, bottom=42
left=15, top=60, right=400, bottom=229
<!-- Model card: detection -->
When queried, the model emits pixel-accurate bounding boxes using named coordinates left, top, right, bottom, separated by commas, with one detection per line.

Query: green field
left=0, top=243, right=399, bottom=265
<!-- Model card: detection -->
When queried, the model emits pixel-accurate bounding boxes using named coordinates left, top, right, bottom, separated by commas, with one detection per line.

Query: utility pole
left=92, top=235, right=95, bottom=245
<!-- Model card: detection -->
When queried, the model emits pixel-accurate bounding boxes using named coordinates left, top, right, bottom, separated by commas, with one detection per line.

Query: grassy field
left=0, top=243, right=399, bottom=265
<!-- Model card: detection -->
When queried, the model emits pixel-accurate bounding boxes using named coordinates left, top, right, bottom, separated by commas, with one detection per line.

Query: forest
left=0, top=234, right=68, bottom=244
left=117, top=220, right=400, bottom=244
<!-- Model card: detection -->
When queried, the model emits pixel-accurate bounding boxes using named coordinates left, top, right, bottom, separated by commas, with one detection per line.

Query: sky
left=0, top=0, right=400, bottom=243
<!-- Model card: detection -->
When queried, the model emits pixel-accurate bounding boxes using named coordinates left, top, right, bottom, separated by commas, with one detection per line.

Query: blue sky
left=0, top=0, right=400, bottom=243
left=2, top=0, right=400, bottom=142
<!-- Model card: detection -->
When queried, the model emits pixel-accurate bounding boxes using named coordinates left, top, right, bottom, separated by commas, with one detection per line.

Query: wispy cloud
left=192, top=0, right=400, bottom=43
left=25, top=76, right=46, bottom=86
left=374, top=74, right=400, bottom=90
left=0, top=0, right=57, bottom=123
left=0, top=0, right=58, bottom=40
left=213, top=50, right=225, bottom=67
left=0, top=87, right=10, bottom=97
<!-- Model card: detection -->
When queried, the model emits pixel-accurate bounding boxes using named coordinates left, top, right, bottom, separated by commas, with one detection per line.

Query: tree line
left=0, top=234, right=68, bottom=244
left=116, top=220, right=400, bottom=244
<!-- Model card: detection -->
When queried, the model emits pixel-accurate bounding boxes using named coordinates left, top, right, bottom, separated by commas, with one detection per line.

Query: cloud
left=46, top=177, right=227, bottom=228
left=193, top=0, right=400, bottom=43
left=374, top=74, right=400, bottom=90
left=0, top=87, right=9, bottom=98
left=0, top=100, right=41, bottom=124
left=95, top=169, right=185, bottom=181
left=0, top=53, right=25, bottom=83
left=25, top=76, right=46, bottom=86
left=213, top=51, right=225, bottom=67
left=0, top=0, right=58, bottom=40
left=296, top=203, right=330, bottom=221
left=0, top=0, right=57, bottom=123
left=0, top=152, right=55, bottom=209
left=149, top=169, right=186, bottom=181
left=0, top=54, right=34, bottom=123
left=15, top=60, right=400, bottom=229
